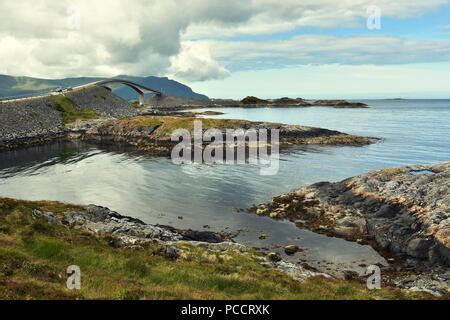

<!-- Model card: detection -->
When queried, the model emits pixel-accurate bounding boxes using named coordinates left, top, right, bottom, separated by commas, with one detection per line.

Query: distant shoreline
left=147, top=95, right=369, bottom=109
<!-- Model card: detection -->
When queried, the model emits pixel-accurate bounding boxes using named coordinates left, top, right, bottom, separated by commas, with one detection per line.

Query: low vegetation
left=0, top=197, right=436, bottom=300
left=52, top=95, right=99, bottom=124
left=130, top=101, right=145, bottom=109
left=118, top=116, right=253, bottom=139
left=241, top=96, right=269, bottom=105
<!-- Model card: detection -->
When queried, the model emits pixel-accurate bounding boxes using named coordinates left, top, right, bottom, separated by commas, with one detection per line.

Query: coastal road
left=0, top=81, right=101, bottom=104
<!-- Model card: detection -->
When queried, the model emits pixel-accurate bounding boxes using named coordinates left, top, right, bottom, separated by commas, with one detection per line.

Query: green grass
left=0, top=197, right=441, bottom=300
left=241, top=96, right=268, bottom=105
left=118, top=116, right=253, bottom=139
left=52, top=95, right=99, bottom=124
left=130, top=101, right=145, bottom=109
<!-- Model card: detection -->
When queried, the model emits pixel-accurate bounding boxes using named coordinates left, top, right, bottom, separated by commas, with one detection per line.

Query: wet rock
left=284, top=245, right=300, bottom=255
left=256, top=206, right=269, bottom=215
left=334, top=226, right=358, bottom=238
left=170, top=228, right=226, bottom=243
left=267, top=252, right=282, bottom=262
left=337, top=216, right=367, bottom=234
left=61, top=205, right=231, bottom=245
left=252, top=161, right=450, bottom=268
left=269, top=212, right=281, bottom=219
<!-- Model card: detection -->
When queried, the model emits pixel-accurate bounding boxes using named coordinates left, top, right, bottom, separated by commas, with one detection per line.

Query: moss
left=0, top=197, right=442, bottom=300
left=130, top=101, right=145, bottom=109
left=52, top=95, right=99, bottom=124
left=241, top=96, right=268, bottom=105
left=118, top=116, right=252, bottom=140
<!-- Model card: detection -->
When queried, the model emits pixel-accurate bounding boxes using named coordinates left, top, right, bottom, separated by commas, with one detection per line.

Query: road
left=0, top=81, right=100, bottom=104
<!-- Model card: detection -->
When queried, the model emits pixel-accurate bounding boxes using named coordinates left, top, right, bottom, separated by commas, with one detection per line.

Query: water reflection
left=1, top=100, right=449, bottom=275
left=0, top=140, right=385, bottom=276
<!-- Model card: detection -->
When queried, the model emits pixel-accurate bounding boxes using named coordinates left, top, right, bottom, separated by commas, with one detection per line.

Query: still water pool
left=1, top=100, right=449, bottom=275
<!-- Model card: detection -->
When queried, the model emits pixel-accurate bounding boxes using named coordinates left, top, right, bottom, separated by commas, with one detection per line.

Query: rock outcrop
left=66, top=87, right=138, bottom=118
left=33, top=204, right=225, bottom=246
left=251, top=162, right=450, bottom=267
left=0, top=97, right=66, bottom=150
left=31, top=203, right=326, bottom=283
left=72, top=116, right=377, bottom=156
left=0, top=87, right=137, bottom=150
left=312, top=100, right=368, bottom=108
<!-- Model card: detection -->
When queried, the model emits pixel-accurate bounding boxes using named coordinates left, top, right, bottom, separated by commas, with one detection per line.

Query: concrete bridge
left=0, top=78, right=163, bottom=106
left=95, top=79, right=163, bottom=105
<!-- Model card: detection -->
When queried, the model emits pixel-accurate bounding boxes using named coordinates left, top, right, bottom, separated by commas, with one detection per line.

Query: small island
left=145, top=95, right=369, bottom=109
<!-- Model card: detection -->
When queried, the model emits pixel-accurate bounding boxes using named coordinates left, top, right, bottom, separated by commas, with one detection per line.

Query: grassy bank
left=52, top=95, right=99, bottom=124
left=118, top=116, right=253, bottom=139
left=0, top=197, right=434, bottom=300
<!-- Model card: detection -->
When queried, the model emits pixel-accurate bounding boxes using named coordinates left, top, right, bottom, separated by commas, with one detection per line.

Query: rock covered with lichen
left=32, top=203, right=327, bottom=283
left=73, top=116, right=376, bottom=156
left=252, top=162, right=450, bottom=267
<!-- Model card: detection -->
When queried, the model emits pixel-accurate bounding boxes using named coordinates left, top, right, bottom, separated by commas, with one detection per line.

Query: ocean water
left=0, top=100, right=449, bottom=274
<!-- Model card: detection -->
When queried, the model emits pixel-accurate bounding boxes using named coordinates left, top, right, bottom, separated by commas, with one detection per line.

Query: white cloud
left=184, top=0, right=450, bottom=38
left=168, top=42, right=230, bottom=82
left=196, top=35, right=450, bottom=71
left=0, top=0, right=449, bottom=80
left=0, top=0, right=254, bottom=78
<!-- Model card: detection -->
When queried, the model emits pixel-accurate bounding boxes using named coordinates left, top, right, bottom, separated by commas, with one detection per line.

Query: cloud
left=168, top=42, right=230, bottom=82
left=0, top=0, right=449, bottom=80
left=197, top=35, right=450, bottom=71
left=0, top=0, right=254, bottom=78
left=184, top=0, right=450, bottom=38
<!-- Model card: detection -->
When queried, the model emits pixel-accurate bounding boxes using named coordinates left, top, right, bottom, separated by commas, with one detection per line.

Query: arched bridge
left=95, top=79, right=163, bottom=105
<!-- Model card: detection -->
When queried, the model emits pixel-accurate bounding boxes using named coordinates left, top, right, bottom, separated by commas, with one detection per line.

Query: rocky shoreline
left=68, top=116, right=376, bottom=157
left=0, top=89, right=372, bottom=152
left=29, top=201, right=327, bottom=283
left=0, top=87, right=137, bottom=151
left=146, top=96, right=369, bottom=109
left=1, top=92, right=447, bottom=297
left=250, top=162, right=450, bottom=295
left=0, top=115, right=376, bottom=154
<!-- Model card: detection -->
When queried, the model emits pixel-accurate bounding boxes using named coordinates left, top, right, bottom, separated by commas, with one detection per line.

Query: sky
left=1, top=0, right=450, bottom=99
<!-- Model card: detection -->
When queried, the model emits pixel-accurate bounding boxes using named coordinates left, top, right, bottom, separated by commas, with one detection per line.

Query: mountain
left=0, top=74, right=209, bottom=100
left=114, top=75, right=208, bottom=100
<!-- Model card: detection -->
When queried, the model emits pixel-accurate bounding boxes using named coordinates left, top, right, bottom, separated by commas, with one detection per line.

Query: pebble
left=284, top=245, right=299, bottom=255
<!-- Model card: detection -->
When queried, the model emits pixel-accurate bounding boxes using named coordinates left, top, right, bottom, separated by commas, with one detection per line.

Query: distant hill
left=0, top=74, right=208, bottom=100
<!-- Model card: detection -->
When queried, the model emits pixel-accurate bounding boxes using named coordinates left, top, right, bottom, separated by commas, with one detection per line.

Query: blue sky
left=1, top=1, right=450, bottom=98
left=183, top=2, right=450, bottom=99
left=201, top=8, right=450, bottom=42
